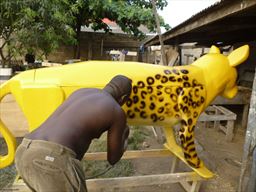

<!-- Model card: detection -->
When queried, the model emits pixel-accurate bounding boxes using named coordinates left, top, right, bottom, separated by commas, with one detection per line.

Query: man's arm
left=107, top=109, right=129, bottom=165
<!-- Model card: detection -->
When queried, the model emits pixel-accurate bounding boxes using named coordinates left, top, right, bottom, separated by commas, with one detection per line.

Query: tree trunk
left=151, top=0, right=166, bottom=66
left=73, top=18, right=82, bottom=59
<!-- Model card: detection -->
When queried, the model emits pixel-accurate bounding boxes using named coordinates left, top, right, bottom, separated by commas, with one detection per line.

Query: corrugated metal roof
left=145, top=0, right=256, bottom=46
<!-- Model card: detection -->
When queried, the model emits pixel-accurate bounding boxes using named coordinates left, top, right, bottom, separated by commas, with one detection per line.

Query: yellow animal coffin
left=0, top=45, right=249, bottom=172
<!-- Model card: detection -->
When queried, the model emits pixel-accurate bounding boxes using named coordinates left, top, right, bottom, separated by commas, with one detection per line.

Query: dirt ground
left=0, top=94, right=248, bottom=192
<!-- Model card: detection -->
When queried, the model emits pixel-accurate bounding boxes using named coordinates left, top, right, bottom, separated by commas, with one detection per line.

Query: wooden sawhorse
left=12, top=126, right=214, bottom=192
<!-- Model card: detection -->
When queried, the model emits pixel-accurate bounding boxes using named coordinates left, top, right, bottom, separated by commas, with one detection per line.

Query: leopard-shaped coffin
left=0, top=45, right=249, bottom=169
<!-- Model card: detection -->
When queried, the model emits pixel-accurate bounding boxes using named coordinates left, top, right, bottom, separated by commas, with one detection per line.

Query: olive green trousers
left=15, top=138, right=87, bottom=192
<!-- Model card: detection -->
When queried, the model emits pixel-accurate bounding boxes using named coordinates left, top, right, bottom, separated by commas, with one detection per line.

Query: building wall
left=48, top=32, right=144, bottom=63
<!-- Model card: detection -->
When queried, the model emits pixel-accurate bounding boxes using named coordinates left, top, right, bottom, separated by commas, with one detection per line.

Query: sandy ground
left=0, top=94, right=248, bottom=192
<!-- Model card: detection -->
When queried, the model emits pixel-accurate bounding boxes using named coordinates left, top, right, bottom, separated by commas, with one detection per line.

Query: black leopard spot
left=141, top=91, right=147, bottom=99
left=157, top=85, right=163, bottom=89
left=126, top=98, right=133, bottom=107
left=196, top=101, right=201, bottom=107
left=192, top=102, right=197, bottom=108
left=158, top=107, right=164, bottom=113
left=164, top=69, right=171, bottom=75
left=155, top=74, right=161, bottom=80
left=189, top=147, right=196, bottom=153
left=140, top=111, right=147, bottom=118
left=186, top=141, right=194, bottom=149
left=183, top=96, right=188, bottom=103
left=188, top=126, right=195, bottom=133
left=181, top=119, right=187, bottom=126
left=149, top=103, right=156, bottom=110
left=176, top=87, right=183, bottom=95
left=147, top=86, right=153, bottom=93
left=201, top=97, right=205, bottom=103
left=158, top=96, right=164, bottom=102
left=188, top=118, right=193, bottom=125
left=137, top=81, right=145, bottom=88
left=193, top=112, right=198, bottom=118
left=133, top=86, right=138, bottom=94
left=170, top=94, right=177, bottom=102
left=181, top=69, right=189, bottom=74
left=164, top=87, right=172, bottom=94
left=180, top=134, right=186, bottom=143
left=184, top=152, right=192, bottom=159
left=175, top=114, right=180, bottom=118
left=158, top=116, right=165, bottom=121
left=134, top=107, right=140, bottom=112
left=147, top=77, right=154, bottom=85
left=140, top=101, right=146, bottom=109
left=194, top=88, right=200, bottom=97
left=178, top=78, right=183, bottom=82
left=150, top=114, right=158, bottom=122
left=183, top=82, right=190, bottom=87
left=172, top=69, right=180, bottom=75
left=127, top=110, right=135, bottom=118
left=157, top=90, right=162, bottom=96
left=192, top=79, right=198, bottom=86
left=174, top=104, right=179, bottom=112
left=183, top=106, right=188, bottom=113
left=186, top=135, right=193, bottom=142
left=182, top=75, right=189, bottom=81
left=150, top=95, right=157, bottom=101
left=161, top=76, right=168, bottom=83
left=169, top=76, right=176, bottom=82
left=133, top=96, right=139, bottom=104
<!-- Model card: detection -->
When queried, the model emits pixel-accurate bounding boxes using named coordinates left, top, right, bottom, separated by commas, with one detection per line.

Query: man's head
left=103, top=75, right=132, bottom=106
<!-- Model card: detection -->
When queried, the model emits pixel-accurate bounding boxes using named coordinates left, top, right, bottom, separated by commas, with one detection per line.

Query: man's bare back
left=26, top=75, right=132, bottom=163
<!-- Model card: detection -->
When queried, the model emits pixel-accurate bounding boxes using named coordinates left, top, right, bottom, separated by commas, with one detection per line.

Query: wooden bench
left=12, top=148, right=211, bottom=192
left=198, top=105, right=237, bottom=142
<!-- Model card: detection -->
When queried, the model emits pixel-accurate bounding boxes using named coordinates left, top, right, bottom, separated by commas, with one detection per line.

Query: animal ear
left=228, top=45, right=249, bottom=67
left=209, top=45, right=220, bottom=54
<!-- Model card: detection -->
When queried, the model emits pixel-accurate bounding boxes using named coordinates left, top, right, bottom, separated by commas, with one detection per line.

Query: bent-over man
left=15, top=75, right=132, bottom=192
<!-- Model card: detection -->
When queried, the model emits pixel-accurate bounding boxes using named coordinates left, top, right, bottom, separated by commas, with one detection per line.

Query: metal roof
left=145, top=0, right=256, bottom=47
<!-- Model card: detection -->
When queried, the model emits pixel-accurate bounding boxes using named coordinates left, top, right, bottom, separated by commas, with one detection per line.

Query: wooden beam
left=238, top=67, right=256, bottom=192
left=12, top=172, right=203, bottom=191
left=86, top=172, right=202, bottom=190
left=84, top=149, right=173, bottom=161
left=146, top=0, right=256, bottom=46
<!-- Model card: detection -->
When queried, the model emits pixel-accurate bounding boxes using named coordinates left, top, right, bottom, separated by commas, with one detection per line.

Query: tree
left=0, top=0, right=23, bottom=66
left=1, top=0, right=170, bottom=64
left=0, top=0, right=75, bottom=65
left=71, top=0, right=170, bottom=58
left=16, top=0, right=76, bottom=59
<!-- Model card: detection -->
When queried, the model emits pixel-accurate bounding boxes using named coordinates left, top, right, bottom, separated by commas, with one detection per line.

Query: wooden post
left=238, top=68, right=256, bottom=192
left=151, top=0, right=167, bottom=66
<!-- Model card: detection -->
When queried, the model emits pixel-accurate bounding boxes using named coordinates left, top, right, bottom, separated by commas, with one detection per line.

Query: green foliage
left=0, top=0, right=170, bottom=61
left=16, top=0, right=76, bottom=57
left=0, top=0, right=24, bottom=64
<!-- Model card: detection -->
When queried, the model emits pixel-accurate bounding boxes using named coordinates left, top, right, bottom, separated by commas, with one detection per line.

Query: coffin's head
left=221, top=45, right=249, bottom=99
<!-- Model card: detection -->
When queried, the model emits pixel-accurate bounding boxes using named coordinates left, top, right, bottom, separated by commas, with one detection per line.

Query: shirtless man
left=15, top=75, right=132, bottom=192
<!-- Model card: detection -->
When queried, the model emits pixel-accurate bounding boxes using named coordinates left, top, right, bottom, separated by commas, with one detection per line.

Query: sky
left=159, top=0, right=221, bottom=28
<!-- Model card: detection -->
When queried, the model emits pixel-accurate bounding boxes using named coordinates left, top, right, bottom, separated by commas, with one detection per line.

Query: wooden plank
left=238, top=67, right=256, bottom=192
left=83, top=149, right=173, bottom=161
left=86, top=172, right=202, bottom=189
left=198, top=114, right=236, bottom=121
left=0, top=130, right=28, bottom=138
left=226, top=120, right=234, bottom=142
left=12, top=172, right=203, bottom=191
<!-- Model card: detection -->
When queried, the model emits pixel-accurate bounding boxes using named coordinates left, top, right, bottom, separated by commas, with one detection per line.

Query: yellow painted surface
left=0, top=45, right=249, bottom=174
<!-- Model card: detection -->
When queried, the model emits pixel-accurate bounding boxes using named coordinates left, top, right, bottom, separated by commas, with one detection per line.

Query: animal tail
left=0, top=81, right=17, bottom=169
